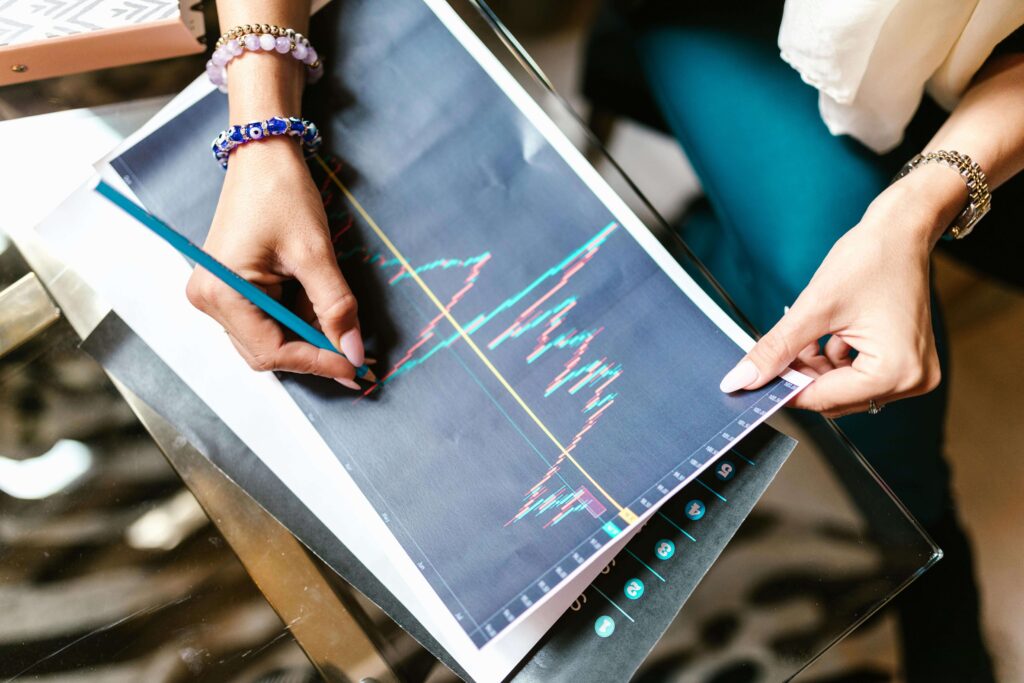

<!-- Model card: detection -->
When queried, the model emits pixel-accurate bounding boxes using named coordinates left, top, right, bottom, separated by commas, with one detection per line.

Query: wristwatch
left=892, top=150, right=991, bottom=240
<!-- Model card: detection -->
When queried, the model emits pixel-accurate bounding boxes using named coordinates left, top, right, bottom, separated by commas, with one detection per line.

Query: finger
left=225, top=329, right=258, bottom=366
left=213, top=288, right=359, bottom=383
left=720, top=301, right=828, bottom=393
left=226, top=331, right=362, bottom=389
left=189, top=273, right=287, bottom=363
left=292, top=252, right=365, bottom=366
left=789, top=364, right=893, bottom=414
left=293, top=289, right=326, bottom=333
left=272, top=340, right=360, bottom=388
left=796, top=340, right=819, bottom=362
left=822, top=402, right=875, bottom=419
left=796, top=340, right=835, bottom=377
left=824, top=334, right=854, bottom=368
left=789, top=358, right=822, bottom=381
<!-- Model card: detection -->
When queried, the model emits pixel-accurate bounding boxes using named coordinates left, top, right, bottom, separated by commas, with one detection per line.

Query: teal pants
left=634, top=10, right=994, bottom=682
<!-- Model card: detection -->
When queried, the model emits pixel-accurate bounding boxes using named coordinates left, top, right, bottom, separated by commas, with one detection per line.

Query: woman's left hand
left=719, top=164, right=966, bottom=417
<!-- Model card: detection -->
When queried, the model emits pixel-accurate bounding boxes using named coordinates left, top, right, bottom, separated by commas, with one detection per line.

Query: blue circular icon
left=715, top=461, right=735, bottom=481
left=654, top=539, right=675, bottom=561
left=594, top=615, right=616, bottom=638
left=624, top=578, right=645, bottom=600
left=685, top=499, right=706, bottom=521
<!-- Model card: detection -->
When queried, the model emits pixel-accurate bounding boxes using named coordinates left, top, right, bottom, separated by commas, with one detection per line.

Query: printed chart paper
left=114, top=0, right=808, bottom=655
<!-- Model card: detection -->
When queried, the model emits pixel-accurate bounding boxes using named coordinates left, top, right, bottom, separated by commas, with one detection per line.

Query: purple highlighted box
left=575, top=486, right=607, bottom=519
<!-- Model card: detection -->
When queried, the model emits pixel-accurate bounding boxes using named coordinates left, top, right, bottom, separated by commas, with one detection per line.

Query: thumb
left=720, top=302, right=827, bottom=393
left=293, top=254, right=365, bottom=367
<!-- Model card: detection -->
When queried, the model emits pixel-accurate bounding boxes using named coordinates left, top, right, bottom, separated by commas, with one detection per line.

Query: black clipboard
left=83, top=315, right=794, bottom=681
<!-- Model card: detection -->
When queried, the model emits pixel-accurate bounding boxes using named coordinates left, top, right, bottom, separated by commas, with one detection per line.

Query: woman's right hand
left=185, top=136, right=365, bottom=389
left=719, top=164, right=964, bottom=417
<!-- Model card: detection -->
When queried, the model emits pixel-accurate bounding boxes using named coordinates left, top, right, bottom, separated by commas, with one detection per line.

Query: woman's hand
left=185, top=137, right=365, bottom=389
left=719, top=164, right=966, bottom=417
left=719, top=54, right=1024, bottom=416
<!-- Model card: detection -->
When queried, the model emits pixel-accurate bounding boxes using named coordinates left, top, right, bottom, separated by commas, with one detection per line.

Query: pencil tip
left=363, top=368, right=378, bottom=383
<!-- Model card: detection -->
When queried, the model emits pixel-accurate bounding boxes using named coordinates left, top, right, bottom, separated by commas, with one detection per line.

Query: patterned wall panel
left=0, top=0, right=185, bottom=46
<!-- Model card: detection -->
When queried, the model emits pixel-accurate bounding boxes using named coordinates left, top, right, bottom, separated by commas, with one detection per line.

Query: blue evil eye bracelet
left=211, top=116, right=322, bottom=169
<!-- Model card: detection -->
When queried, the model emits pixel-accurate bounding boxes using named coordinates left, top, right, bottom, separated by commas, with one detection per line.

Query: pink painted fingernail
left=720, top=359, right=759, bottom=393
left=335, top=377, right=360, bottom=391
left=339, top=328, right=365, bottom=367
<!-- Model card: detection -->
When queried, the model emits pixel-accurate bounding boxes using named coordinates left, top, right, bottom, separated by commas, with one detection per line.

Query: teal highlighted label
left=655, top=539, right=675, bottom=560
left=594, top=615, right=616, bottom=638
left=624, top=578, right=645, bottom=600
left=685, top=499, right=706, bottom=521
left=715, top=460, right=735, bottom=481
left=602, top=521, right=622, bottom=538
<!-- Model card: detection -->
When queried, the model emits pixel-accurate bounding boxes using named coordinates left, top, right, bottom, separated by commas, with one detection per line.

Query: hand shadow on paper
left=287, top=5, right=400, bottom=402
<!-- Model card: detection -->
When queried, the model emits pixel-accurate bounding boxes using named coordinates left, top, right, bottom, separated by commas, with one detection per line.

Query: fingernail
left=335, top=377, right=360, bottom=391
left=339, top=328, right=365, bottom=367
left=720, top=359, right=759, bottom=393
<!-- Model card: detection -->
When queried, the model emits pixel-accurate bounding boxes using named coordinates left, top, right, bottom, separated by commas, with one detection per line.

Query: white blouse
left=778, top=0, right=1024, bottom=153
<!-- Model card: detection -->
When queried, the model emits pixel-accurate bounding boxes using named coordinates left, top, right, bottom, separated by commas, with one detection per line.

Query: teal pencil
left=96, top=179, right=374, bottom=381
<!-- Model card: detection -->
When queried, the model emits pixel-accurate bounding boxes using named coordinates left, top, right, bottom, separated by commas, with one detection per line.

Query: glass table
left=0, top=2, right=937, bottom=681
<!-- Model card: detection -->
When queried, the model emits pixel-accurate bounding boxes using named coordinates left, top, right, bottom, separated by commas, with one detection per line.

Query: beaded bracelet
left=206, top=23, right=323, bottom=91
left=211, top=116, right=322, bottom=169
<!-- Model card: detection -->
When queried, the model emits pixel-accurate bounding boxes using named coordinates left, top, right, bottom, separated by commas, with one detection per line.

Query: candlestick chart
left=301, top=155, right=799, bottom=648
left=318, top=159, right=627, bottom=532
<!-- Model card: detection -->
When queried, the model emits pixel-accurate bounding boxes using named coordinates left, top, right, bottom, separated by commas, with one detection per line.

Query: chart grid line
left=592, top=586, right=635, bottom=622
left=658, top=511, right=697, bottom=543
left=697, top=478, right=726, bottom=502
left=625, top=548, right=666, bottom=582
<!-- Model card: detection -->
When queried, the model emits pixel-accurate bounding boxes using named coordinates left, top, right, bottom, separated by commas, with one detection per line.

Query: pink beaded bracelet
left=206, top=24, right=323, bottom=91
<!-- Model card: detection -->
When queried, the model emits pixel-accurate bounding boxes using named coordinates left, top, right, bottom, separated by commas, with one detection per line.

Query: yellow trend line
left=315, top=156, right=637, bottom=525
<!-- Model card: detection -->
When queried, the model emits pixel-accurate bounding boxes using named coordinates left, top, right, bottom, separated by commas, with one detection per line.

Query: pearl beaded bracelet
left=206, top=24, right=323, bottom=91
left=211, top=116, right=323, bottom=169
